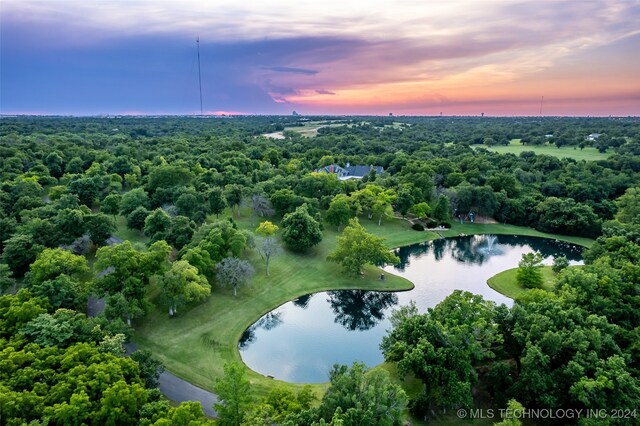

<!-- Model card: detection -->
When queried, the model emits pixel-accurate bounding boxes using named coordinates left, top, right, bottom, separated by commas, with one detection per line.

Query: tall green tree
left=281, top=204, right=323, bottom=252
left=516, top=252, right=544, bottom=289
left=327, top=218, right=399, bottom=276
left=29, top=247, right=90, bottom=285
left=381, top=291, right=500, bottom=414
left=214, top=362, right=253, bottom=426
left=158, top=260, right=211, bottom=316
left=326, top=194, right=354, bottom=231
left=208, top=187, right=227, bottom=218
left=318, top=363, right=408, bottom=426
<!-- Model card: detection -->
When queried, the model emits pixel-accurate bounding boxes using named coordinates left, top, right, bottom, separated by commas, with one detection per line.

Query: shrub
left=552, top=256, right=569, bottom=273
left=425, top=219, right=438, bottom=228
left=438, top=221, right=451, bottom=229
left=411, top=223, right=425, bottom=231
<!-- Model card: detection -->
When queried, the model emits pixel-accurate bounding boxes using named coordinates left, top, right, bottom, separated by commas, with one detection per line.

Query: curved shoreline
left=134, top=224, right=592, bottom=404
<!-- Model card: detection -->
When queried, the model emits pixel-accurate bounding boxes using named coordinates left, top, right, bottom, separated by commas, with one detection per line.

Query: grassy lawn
left=487, top=266, right=557, bottom=299
left=476, top=139, right=609, bottom=162
left=134, top=214, right=415, bottom=400
left=133, top=210, right=593, bottom=411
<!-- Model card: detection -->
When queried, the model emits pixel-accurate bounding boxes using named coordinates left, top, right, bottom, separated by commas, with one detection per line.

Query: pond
left=239, top=235, right=583, bottom=383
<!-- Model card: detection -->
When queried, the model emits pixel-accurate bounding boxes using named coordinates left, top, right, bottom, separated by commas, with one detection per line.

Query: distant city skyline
left=1, top=0, right=639, bottom=116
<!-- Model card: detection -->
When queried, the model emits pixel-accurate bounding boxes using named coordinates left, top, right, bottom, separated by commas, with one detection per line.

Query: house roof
left=318, top=164, right=384, bottom=180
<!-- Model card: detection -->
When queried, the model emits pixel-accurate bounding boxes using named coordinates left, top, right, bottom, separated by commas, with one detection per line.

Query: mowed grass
left=478, top=139, right=609, bottom=162
left=133, top=211, right=593, bottom=403
left=134, top=214, right=415, bottom=399
left=487, top=266, right=558, bottom=299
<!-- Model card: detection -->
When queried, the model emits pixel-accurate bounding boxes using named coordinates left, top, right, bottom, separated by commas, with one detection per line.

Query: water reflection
left=327, top=290, right=399, bottom=331
left=293, top=293, right=314, bottom=309
left=238, top=311, right=283, bottom=349
left=239, top=235, right=584, bottom=383
left=393, top=235, right=582, bottom=270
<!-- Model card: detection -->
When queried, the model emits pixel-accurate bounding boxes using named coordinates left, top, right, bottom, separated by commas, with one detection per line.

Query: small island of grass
left=487, top=265, right=583, bottom=299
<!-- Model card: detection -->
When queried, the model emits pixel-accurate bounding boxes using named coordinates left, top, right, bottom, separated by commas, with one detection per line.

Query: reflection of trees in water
left=238, top=311, right=283, bottom=349
left=393, top=235, right=583, bottom=270
left=293, top=293, right=314, bottom=309
left=449, top=235, right=492, bottom=265
left=393, top=242, right=432, bottom=270
left=327, top=290, right=399, bottom=331
left=497, top=235, right=583, bottom=261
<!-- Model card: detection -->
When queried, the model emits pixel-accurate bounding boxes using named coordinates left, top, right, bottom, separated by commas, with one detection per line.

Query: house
left=586, top=133, right=601, bottom=141
left=317, top=163, right=384, bottom=180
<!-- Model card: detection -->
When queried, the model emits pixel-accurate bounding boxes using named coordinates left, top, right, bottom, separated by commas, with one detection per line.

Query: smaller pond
left=239, top=235, right=583, bottom=383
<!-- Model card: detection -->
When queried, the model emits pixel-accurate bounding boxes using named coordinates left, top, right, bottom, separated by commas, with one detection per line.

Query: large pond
left=239, top=235, right=583, bottom=383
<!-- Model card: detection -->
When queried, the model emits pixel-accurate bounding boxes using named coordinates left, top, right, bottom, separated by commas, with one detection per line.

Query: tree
left=216, top=257, right=255, bottom=296
left=516, top=252, right=544, bottom=289
left=86, top=213, right=116, bottom=246
left=615, top=186, right=640, bottom=224
left=29, top=247, right=90, bottom=285
left=535, top=197, right=601, bottom=238
left=95, top=240, right=170, bottom=307
left=224, top=184, right=243, bottom=218
left=166, top=215, right=196, bottom=249
left=409, top=202, right=431, bottom=219
left=120, top=187, right=150, bottom=216
left=326, top=194, right=354, bottom=231
left=68, top=177, right=101, bottom=206
left=158, top=260, right=211, bottom=316
left=208, top=187, right=227, bottom=218
left=394, top=185, right=416, bottom=217
left=281, top=204, right=323, bottom=252
left=144, top=208, right=172, bottom=241
left=432, top=195, right=451, bottom=222
left=255, top=221, right=280, bottom=276
left=2, top=233, right=44, bottom=276
left=351, top=185, right=396, bottom=225
left=381, top=291, right=500, bottom=414
left=327, top=218, right=399, bottom=276
left=250, top=193, right=275, bottom=226
left=494, top=400, right=525, bottom=426
left=318, top=363, right=407, bottom=426
left=54, top=207, right=88, bottom=244
left=214, top=362, right=253, bottom=426
left=130, top=350, right=165, bottom=388
left=552, top=256, right=569, bottom=273
left=127, top=206, right=149, bottom=231
left=0, top=263, right=16, bottom=294
left=147, top=164, right=194, bottom=191
left=29, top=274, right=87, bottom=310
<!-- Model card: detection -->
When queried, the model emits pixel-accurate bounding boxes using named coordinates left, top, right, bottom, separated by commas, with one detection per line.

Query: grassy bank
left=487, top=266, right=557, bottom=299
left=133, top=213, right=593, bottom=402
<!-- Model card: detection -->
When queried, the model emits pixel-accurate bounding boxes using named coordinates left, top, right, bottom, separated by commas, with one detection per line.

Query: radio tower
left=197, top=37, right=203, bottom=116
left=539, top=96, right=544, bottom=116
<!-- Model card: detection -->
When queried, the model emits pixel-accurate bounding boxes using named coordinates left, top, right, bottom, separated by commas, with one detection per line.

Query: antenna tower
left=197, top=36, right=203, bottom=116
left=539, top=96, right=544, bottom=116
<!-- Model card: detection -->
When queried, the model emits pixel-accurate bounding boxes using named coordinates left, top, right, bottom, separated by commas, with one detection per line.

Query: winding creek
left=239, top=235, right=583, bottom=383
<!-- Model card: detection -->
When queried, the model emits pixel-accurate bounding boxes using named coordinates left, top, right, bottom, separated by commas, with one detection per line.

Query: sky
left=1, top=0, right=639, bottom=116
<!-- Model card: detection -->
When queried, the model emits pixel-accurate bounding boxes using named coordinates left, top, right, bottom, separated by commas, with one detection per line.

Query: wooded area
left=1, top=115, right=638, bottom=425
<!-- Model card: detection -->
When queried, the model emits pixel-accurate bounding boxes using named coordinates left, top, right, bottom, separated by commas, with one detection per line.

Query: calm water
left=239, top=235, right=583, bottom=383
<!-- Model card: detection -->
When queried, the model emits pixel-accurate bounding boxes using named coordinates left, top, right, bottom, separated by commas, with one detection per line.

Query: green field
left=487, top=266, right=557, bottom=299
left=478, top=139, right=609, bottom=161
left=133, top=212, right=593, bottom=403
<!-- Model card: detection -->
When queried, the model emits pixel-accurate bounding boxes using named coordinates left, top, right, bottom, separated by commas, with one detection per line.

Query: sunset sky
left=1, top=0, right=639, bottom=116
